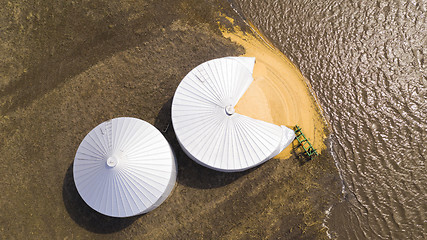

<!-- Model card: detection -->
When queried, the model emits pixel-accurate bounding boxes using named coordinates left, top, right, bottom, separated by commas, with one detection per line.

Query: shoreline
left=218, top=17, right=345, bottom=239
left=218, top=16, right=343, bottom=240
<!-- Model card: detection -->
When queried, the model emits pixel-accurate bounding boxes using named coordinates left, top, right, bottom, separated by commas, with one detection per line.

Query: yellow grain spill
left=220, top=21, right=328, bottom=158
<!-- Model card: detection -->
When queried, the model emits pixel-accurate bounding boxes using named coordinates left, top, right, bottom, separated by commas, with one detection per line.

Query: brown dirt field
left=0, top=0, right=341, bottom=239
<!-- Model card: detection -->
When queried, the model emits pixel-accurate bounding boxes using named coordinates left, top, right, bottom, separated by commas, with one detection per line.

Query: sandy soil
left=0, top=1, right=341, bottom=239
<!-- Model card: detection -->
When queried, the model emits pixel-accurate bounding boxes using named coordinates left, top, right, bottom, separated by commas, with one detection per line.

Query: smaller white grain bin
left=73, top=117, right=177, bottom=217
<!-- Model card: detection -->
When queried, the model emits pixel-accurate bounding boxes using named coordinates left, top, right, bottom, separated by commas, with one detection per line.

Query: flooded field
left=0, top=0, right=341, bottom=239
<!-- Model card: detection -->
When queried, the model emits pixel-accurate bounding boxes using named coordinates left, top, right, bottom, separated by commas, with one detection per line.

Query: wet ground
left=0, top=0, right=340, bottom=239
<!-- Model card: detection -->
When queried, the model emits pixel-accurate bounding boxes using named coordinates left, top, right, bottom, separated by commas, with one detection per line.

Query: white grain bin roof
left=172, top=57, right=295, bottom=172
left=73, top=117, right=177, bottom=217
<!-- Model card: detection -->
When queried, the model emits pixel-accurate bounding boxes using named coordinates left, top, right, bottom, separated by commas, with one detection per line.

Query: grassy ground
left=0, top=0, right=341, bottom=239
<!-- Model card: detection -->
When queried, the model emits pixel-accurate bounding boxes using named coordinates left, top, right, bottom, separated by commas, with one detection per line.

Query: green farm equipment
left=293, top=125, right=318, bottom=159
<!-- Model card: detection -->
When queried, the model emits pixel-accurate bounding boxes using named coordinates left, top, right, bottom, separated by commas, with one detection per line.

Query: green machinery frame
left=293, top=125, right=318, bottom=159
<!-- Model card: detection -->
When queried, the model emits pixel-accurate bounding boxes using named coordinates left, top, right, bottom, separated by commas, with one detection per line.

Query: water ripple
left=231, top=0, right=426, bottom=238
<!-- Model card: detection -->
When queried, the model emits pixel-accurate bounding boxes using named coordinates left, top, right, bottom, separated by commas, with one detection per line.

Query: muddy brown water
left=230, top=0, right=426, bottom=239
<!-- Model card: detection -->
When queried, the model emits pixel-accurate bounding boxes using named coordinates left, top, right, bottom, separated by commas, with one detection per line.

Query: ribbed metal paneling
left=172, top=57, right=295, bottom=172
left=73, top=117, right=177, bottom=217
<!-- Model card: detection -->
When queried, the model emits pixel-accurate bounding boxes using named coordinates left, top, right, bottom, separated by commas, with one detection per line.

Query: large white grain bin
left=171, top=57, right=295, bottom=172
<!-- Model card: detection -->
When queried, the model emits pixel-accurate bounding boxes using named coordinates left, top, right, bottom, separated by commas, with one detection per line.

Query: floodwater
left=230, top=0, right=426, bottom=239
